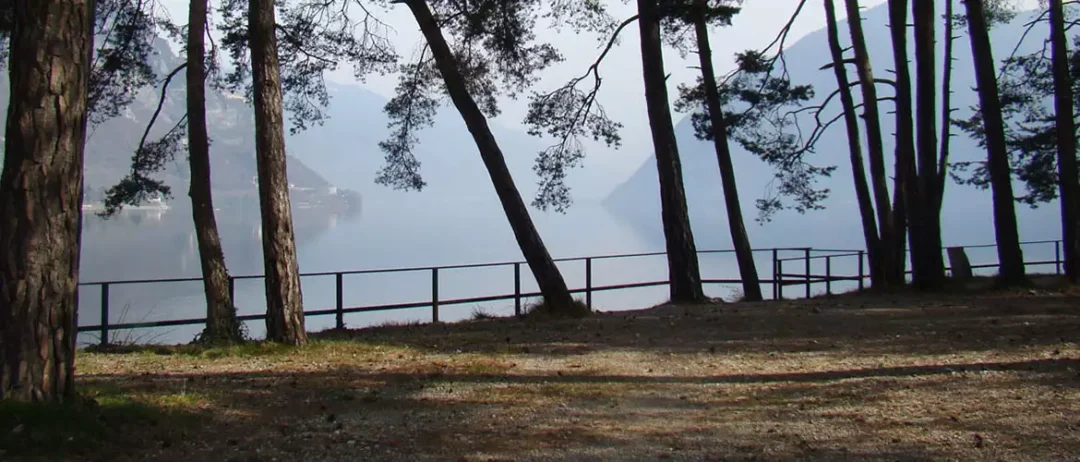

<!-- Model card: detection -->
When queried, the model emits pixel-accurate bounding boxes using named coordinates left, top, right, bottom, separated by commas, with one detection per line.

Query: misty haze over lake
left=71, top=2, right=1067, bottom=345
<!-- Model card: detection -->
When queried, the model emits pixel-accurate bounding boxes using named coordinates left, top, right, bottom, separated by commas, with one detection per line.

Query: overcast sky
left=158, top=0, right=1039, bottom=191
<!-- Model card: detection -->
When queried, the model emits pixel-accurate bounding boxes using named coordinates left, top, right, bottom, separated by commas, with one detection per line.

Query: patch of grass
left=0, top=383, right=202, bottom=460
left=523, top=297, right=591, bottom=320
left=471, top=307, right=498, bottom=321
left=84, top=338, right=365, bottom=361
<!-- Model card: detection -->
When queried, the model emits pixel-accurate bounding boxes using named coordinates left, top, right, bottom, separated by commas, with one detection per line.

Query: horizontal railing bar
left=79, top=276, right=205, bottom=286
left=78, top=247, right=853, bottom=286
left=777, top=253, right=864, bottom=262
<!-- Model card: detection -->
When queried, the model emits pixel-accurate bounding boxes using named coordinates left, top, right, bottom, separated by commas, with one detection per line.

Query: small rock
left=10, top=424, right=24, bottom=435
left=347, top=440, right=356, bottom=446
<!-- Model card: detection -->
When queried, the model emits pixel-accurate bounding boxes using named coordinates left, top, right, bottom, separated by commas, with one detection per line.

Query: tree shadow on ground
left=29, top=292, right=1079, bottom=461
left=57, top=353, right=1080, bottom=462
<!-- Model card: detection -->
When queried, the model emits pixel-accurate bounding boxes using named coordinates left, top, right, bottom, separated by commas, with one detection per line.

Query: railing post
left=804, top=248, right=812, bottom=299
left=1056, top=240, right=1062, bottom=275
left=514, top=263, right=521, bottom=316
left=826, top=256, right=832, bottom=295
left=100, top=283, right=110, bottom=346
left=771, top=248, right=779, bottom=300
left=228, top=276, right=235, bottom=304
left=431, top=267, right=439, bottom=323
left=858, top=250, right=865, bottom=291
left=585, top=257, right=593, bottom=310
left=777, top=259, right=784, bottom=300
left=335, top=273, right=344, bottom=330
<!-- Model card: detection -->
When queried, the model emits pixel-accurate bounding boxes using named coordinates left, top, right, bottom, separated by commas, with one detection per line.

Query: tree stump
left=947, top=247, right=973, bottom=281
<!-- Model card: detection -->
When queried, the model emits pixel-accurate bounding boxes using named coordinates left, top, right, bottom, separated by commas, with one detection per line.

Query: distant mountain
left=0, top=38, right=358, bottom=213
left=287, top=82, right=549, bottom=205
left=604, top=3, right=1063, bottom=252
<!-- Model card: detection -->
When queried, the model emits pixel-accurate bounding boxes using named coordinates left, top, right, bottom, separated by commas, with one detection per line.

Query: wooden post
left=228, top=276, right=235, bottom=305
left=771, top=248, right=779, bottom=300
left=431, top=268, right=440, bottom=323
left=335, top=273, right=344, bottom=330
left=777, top=259, right=784, bottom=300
left=1056, top=240, right=1062, bottom=275
left=585, top=258, right=593, bottom=310
left=826, top=256, right=832, bottom=295
left=514, top=263, right=521, bottom=316
left=100, top=283, right=110, bottom=346
left=858, top=250, right=865, bottom=291
left=804, top=248, right=812, bottom=299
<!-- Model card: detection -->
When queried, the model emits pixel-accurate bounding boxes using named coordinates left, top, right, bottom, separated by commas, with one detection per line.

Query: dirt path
left=7, top=290, right=1080, bottom=461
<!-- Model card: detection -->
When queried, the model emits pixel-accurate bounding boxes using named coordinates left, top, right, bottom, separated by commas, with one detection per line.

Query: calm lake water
left=75, top=196, right=758, bottom=345
left=76, top=192, right=1062, bottom=346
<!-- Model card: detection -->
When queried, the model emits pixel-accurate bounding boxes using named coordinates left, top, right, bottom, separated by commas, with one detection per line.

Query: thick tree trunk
left=404, top=0, right=580, bottom=314
left=937, top=0, right=956, bottom=214
left=962, top=0, right=1025, bottom=285
left=887, top=0, right=922, bottom=287
left=1050, top=0, right=1079, bottom=283
left=0, top=0, right=92, bottom=402
left=189, top=0, right=242, bottom=343
left=843, top=0, right=899, bottom=286
left=637, top=0, right=707, bottom=303
left=824, top=0, right=884, bottom=288
left=692, top=0, right=762, bottom=301
left=249, top=0, right=308, bottom=343
left=912, top=0, right=946, bottom=288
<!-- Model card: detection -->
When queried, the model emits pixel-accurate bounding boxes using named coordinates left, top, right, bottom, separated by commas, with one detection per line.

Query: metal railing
left=77, top=240, right=1064, bottom=345
left=773, top=239, right=1065, bottom=299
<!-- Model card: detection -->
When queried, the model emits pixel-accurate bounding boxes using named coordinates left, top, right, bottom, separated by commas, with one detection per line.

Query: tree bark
left=1049, top=0, right=1079, bottom=283
left=403, top=0, right=581, bottom=314
left=0, top=0, right=93, bottom=402
left=887, top=0, right=922, bottom=287
left=962, top=0, right=1026, bottom=285
left=692, top=0, right=762, bottom=301
left=190, top=0, right=242, bottom=343
left=637, top=0, right=707, bottom=303
left=249, top=0, right=308, bottom=343
left=937, top=0, right=956, bottom=214
left=843, top=0, right=899, bottom=287
left=825, top=0, right=883, bottom=288
left=912, top=0, right=947, bottom=289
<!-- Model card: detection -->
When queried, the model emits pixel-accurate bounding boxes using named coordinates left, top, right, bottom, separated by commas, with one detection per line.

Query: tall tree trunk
left=189, top=0, right=242, bottom=343
left=937, top=0, right=956, bottom=214
left=0, top=0, right=92, bottom=402
left=1050, top=0, right=1079, bottom=283
left=844, top=0, right=899, bottom=286
left=912, top=0, right=946, bottom=288
left=891, top=169, right=908, bottom=281
left=825, top=0, right=884, bottom=288
left=887, top=0, right=921, bottom=287
left=692, top=0, right=762, bottom=301
left=403, top=0, right=581, bottom=314
left=249, top=0, right=308, bottom=343
left=962, top=0, right=1026, bottom=285
left=637, top=0, right=707, bottom=303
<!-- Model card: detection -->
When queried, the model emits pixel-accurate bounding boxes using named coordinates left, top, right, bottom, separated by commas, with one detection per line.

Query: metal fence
left=77, top=239, right=1064, bottom=345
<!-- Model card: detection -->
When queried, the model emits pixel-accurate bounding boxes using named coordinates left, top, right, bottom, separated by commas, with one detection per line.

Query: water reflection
left=77, top=200, right=350, bottom=346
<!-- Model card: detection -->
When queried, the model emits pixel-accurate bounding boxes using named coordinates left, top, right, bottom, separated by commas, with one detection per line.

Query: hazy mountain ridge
left=0, top=38, right=357, bottom=212
left=604, top=3, right=1064, bottom=251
